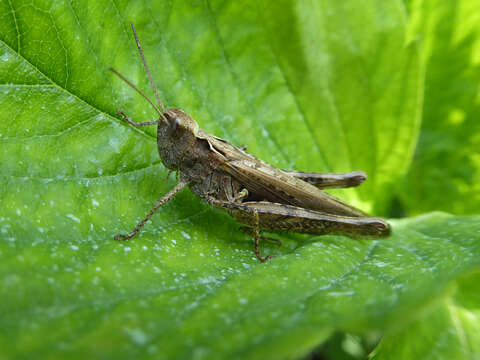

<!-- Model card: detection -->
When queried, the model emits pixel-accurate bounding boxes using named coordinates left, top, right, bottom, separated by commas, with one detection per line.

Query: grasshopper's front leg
left=116, top=110, right=163, bottom=126
left=283, top=170, right=367, bottom=189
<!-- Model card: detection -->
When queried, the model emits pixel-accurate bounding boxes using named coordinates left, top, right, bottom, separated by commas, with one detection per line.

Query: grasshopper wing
left=203, top=133, right=367, bottom=217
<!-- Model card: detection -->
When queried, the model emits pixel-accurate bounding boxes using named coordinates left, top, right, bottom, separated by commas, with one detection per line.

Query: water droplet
left=66, top=214, right=80, bottom=223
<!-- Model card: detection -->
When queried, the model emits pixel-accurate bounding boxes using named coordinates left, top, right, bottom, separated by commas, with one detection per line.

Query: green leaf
left=399, top=0, right=480, bottom=215
left=2, top=210, right=480, bottom=359
left=3, top=1, right=476, bottom=359
left=371, top=272, right=480, bottom=359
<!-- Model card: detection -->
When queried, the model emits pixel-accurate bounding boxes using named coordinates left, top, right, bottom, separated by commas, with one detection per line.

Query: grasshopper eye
left=169, top=117, right=185, bottom=139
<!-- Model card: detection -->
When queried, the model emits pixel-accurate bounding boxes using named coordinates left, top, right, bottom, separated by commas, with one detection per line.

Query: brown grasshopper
left=110, top=24, right=391, bottom=262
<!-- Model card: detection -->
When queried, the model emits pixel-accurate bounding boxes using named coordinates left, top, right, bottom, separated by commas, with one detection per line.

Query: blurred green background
left=0, top=0, right=479, bottom=359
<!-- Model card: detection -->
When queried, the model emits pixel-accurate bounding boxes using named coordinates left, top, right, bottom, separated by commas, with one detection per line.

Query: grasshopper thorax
left=157, top=108, right=200, bottom=170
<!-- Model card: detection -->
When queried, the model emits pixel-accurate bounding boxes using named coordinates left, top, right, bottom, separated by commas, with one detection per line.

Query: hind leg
left=240, top=227, right=282, bottom=246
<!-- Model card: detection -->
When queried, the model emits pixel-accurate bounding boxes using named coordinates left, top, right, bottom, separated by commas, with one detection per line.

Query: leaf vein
left=6, top=0, right=20, bottom=52
left=205, top=0, right=291, bottom=166
left=255, top=3, right=330, bottom=170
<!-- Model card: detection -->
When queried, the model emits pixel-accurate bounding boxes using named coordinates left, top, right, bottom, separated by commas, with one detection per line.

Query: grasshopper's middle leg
left=115, top=180, right=188, bottom=241
left=283, top=170, right=367, bottom=189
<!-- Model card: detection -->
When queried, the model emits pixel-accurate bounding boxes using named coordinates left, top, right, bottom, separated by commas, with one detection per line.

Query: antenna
left=130, top=22, right=166, bottom=113
left=108, top=66, right=164, bottom=118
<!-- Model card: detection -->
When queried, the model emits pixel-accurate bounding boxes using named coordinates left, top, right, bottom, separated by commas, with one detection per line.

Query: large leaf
left=371, top=271, right=480, bottom=359
left=2, top=211, right=480, bottom=359
left=4, top=1, right=476, bottom=359
left=399, top=0, right=480, bottom=215
left=0, top=0, right=422, bottom=213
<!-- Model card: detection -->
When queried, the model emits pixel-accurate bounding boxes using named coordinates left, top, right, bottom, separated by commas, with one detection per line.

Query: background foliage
left=0, top=0, right=478, bottom=359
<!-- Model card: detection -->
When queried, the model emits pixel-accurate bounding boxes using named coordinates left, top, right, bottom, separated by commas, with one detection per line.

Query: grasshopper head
left=157, top=108, right=200, bottom=170
left=109, top=25, right=202, bottom=171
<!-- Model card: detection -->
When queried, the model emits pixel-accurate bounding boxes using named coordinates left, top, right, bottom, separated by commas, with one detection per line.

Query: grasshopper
left=110, top=24, right=391, bottom=262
